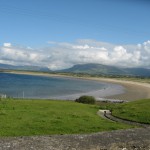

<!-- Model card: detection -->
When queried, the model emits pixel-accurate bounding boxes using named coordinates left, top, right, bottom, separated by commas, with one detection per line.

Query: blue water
left=0, top=73, right=111, bottom=99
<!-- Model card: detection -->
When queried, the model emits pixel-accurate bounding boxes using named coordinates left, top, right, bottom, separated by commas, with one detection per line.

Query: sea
left=0, top=73, right=125, bottom=100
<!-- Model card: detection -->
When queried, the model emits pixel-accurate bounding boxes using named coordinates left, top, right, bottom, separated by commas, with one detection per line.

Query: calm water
left=0, top=73, right=124, bottom=99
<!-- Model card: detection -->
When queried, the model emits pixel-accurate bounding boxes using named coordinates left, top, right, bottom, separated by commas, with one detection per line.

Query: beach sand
left=4, top=70, right=150, bottom=101
left=106, top=82, right=150, bottom=101
left=91, top=78, right=150, bottom=101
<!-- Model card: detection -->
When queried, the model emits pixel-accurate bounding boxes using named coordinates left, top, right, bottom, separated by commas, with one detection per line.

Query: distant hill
left=0, top=63, right=50, bottom=72
left=1, top=63, right=150, bottom=77
left=58, top=63, right=150, bottom=77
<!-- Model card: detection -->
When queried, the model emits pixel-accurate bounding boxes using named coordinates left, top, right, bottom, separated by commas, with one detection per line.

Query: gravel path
left=0, top=127, right=150, bottom=150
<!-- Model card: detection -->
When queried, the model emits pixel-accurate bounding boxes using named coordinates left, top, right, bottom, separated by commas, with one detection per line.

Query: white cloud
left=143, top=40, right=150, bottom=46
left=0, top=40, right=150, bottom=70
left=3, top=43, right=11, bottom=47
left=73, top=44, right=90, bottom=49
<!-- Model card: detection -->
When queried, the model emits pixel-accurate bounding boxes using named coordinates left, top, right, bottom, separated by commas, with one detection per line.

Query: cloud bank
left=0, top=39, right=150, bottom=70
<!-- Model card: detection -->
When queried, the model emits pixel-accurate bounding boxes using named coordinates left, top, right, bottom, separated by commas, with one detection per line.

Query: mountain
left=1, top=63, right=150, bottom=77
left=0, top=63, right=50, bottom=72
left=123, top=68, right=150, bottom=77
left=58, top=63, right=150, bottom=77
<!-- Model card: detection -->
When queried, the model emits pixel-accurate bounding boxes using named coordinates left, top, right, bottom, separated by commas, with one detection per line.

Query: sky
left=0, top=0, right=150, bottom=70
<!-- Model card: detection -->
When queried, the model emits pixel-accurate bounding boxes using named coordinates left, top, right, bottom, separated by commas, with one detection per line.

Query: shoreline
left=2, top=70, right=150, bottom=101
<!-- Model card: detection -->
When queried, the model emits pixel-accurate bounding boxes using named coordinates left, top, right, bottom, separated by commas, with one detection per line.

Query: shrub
left=75, top=95, right=96, bottom=104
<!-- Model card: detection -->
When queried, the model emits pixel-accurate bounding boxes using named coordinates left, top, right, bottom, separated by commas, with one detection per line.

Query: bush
left=75, top=95, right=96, bottom=104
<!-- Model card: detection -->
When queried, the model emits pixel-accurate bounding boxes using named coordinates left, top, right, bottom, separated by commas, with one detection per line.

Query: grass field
left=97, top=99, right=150, bottom=124
left=0, top=99, right=132, bottom=137
left=111, top=99, right=150, bottom=124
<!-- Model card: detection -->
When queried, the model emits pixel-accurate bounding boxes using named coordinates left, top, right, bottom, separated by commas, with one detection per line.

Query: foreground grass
left=112, top=99, right=150, bottom=124
left=0, top=99, right=132, bottom=137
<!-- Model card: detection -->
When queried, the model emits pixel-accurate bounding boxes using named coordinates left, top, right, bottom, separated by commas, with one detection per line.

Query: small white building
left=0, top=94, right=7, bottom=99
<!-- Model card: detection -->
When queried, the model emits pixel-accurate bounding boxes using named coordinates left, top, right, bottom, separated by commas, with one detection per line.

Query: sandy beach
left=106, top=81, right=150, bottom=101
left=87, top=77, right=150, bottom=101
left=3, top=70, right=150, bottom=101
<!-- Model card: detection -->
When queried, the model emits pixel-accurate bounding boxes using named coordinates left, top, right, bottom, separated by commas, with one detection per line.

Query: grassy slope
left=0, top=99, right=131, bottom=137
left=112, top=99, right=150, bottom=124
left=98, top=99, right=150, bottom=124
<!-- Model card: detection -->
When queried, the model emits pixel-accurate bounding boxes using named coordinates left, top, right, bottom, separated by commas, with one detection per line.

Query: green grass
left=97, top=99, right=150, bottom=124
left=0, top=99, right=132, bottom=137
left=111, top=99, right=150, bottom=124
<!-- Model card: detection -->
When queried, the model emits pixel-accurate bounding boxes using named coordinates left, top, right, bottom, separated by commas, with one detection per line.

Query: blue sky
left=0, top=0, right=150, bottom=46
left=0, top=0, right=150, bottom=69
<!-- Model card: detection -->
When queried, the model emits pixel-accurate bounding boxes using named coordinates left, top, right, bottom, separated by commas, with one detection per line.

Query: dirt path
left=0, top=127, right=150, bottom=150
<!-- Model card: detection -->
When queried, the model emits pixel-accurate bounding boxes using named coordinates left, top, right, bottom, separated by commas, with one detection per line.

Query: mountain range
left=0, top=63, right=150, bottom=77
left=0, top=63, right=50, bottom=72
left=58, top=63, right=150, bottom=77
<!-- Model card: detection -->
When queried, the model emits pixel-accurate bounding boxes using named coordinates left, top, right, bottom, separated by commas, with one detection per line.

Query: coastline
left=86, top=77, right=150, bottom=101
left=2, top=70, right=150, bottom=101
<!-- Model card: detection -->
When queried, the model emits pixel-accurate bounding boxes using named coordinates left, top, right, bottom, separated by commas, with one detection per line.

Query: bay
left=0, top=73, right=125, bottom=100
